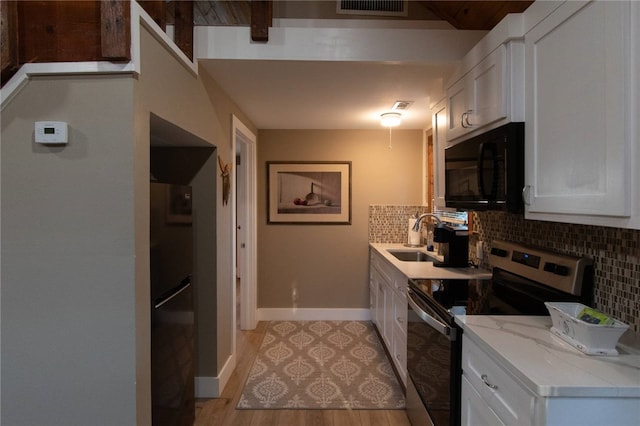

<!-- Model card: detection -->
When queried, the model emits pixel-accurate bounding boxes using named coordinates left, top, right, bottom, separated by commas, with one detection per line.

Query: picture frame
left=267, top=161, right=352, bottom=224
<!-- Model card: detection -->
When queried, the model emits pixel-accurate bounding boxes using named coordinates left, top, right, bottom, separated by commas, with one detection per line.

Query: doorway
left=232, top=116, right=257, bottom=332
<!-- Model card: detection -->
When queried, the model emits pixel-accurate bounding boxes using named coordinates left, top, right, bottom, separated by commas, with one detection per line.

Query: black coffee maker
left=433, top=224, right=469, bottom=268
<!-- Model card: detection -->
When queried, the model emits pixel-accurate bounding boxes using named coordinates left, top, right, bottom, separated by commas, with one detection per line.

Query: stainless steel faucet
left=412, top=213, right=442, bottom=232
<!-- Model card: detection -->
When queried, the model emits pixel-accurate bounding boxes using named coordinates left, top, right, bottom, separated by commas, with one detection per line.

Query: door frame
left=232, top=115, right=257, bottom=331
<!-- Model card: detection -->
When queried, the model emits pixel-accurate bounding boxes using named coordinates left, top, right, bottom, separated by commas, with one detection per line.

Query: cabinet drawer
left=392, top=271, right=408, bottom=293
left=372, top=257, right=394, bottom=286
left=461, top=375, right=505, bottom=426
left=370, top=249, right=409, bottom=291
left=462, top=337, right=535, bottom=426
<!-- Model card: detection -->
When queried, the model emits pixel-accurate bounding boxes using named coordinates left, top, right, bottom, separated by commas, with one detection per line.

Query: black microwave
left=444, top=122, right=524, bottom=213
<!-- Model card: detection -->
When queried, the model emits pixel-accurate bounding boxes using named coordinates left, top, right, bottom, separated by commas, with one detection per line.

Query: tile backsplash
left=368, top=205, right=429, bottom=244
left=369, top=205, right=640, bottom=333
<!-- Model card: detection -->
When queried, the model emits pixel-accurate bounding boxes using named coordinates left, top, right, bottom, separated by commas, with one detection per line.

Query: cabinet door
left=391, top=322, right=407, bottom=386
left=393, top=289, right=407, bottom=331
left=431, top=98, right=448, bottom=209
left=446, top=45, right=508, bottom=142
left=391, top=290, right=407, bottom=385
left=461, top=376, right=506, bottom=426
left=446, top=77, right=469, bottom=141
left=383, top=286, right=393, bottom=347
left=469, top=45, right=507, bottom=128
left=369, top=271, right=377, bottom=324
left=376, top=272, right=386, bottom=339
left=524, top=0, right=632, bottom=217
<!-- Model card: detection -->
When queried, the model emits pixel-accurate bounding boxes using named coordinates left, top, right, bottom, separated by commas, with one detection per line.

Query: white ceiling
left=194, top=19, right=487, bottom=131
left=200, top=59, right=456, bottom=130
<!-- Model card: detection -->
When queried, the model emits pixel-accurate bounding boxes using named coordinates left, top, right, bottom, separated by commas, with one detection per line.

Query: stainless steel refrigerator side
left=150, top=182, right=195, bottom=426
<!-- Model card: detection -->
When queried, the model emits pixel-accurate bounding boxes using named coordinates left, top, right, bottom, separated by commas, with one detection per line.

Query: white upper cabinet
left=523, top=0, right=636, bottom=222
left=447, top=45, right=508, bottom=141
left=431, top=98, right=447, bottom=209
left=446, top=76, right=469, bottom=141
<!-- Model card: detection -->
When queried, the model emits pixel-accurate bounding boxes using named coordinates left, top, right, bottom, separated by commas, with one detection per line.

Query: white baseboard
left=195, top=376, right=218, bottom=398
left=257, top=308, right=371, bottom=322
left=195, top=353, right=236, bottom=398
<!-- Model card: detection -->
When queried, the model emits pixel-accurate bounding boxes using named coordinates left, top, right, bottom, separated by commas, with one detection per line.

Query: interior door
left=233, top=116, right=258, bottom=331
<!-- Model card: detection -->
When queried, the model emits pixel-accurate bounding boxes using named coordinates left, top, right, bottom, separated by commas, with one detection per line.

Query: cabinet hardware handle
left=464, top=110, right=473, bottom=127
left=522, top=185, right=531, bottom=206
left=461, top=112, right=468, bottom=128
left=481, top=374, right=498, bottom=390
left=397, top=317, right=404, bottom=323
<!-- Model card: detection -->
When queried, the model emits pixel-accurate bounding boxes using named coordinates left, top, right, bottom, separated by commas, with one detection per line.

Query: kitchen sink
left=387, top=250, right=434, bottom=262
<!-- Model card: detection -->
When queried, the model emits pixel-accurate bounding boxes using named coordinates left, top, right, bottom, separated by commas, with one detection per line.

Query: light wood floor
left=194, top=321, right=411, bottom=426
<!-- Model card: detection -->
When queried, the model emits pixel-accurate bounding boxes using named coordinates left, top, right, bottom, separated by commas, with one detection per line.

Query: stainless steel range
left=405, top=240, right=594, bottom=426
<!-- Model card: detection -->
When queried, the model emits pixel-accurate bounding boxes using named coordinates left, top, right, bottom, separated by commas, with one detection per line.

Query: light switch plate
left=35, top=121, right=68, bottom=144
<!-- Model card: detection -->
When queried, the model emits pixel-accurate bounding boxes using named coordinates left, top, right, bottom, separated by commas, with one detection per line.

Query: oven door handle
left=407, top=288, right=456, bottom=341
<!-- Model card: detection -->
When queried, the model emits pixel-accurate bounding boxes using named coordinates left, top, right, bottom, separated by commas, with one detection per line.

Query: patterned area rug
left=237, top=320, right=405, bottom=410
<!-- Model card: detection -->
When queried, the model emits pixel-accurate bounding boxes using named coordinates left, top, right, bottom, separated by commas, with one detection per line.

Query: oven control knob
left=544, top=262, right=569, bottom=276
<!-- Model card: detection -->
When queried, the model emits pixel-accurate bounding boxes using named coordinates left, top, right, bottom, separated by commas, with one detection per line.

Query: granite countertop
left=455, top=315, right=640, bottom=398
left=370, top=243, right=492, bottom=280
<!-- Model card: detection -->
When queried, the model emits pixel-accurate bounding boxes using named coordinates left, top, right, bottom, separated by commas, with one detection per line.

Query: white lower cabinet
left=461, top=376, right=505, bottom=426
left=369, top=248, right=407, bottom=386
left=391, top=290, right=407, bottom=385
left=369, top=272, right=377, bottom=319
left=462, top=333, right=640, bottom=426
left=462, top=337, right=535, bottom=426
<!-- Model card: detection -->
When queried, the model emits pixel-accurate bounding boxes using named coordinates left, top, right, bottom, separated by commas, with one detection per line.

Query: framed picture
left=267, top=161, right=352, bottom=224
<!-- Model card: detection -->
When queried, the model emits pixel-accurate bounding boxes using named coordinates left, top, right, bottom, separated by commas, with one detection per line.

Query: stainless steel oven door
left=406, top=287, right=459, bottom=426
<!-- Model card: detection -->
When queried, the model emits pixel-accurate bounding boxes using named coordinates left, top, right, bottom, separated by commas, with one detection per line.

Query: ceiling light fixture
left=380, top=112, right=401, bottom=150
left=380, top=112, right=402, bottom=127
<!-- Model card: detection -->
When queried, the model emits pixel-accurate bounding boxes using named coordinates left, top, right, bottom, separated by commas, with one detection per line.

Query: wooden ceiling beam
left=17, top=1, right=103, bottom=63
left=420, top=1, right=534, bottom=30
left=1, top=0, right=19, bottom=84
left=101, top=0, right=131, bottom=60
left=251, top=0, right=272, bottom=42
left=137, top=0, right=165, bottom=30
left=174, top=1, right=194, bottom=61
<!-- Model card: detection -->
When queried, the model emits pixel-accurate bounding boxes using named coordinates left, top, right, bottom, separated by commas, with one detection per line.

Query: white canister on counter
left=408, top=218, right=421, bottom=246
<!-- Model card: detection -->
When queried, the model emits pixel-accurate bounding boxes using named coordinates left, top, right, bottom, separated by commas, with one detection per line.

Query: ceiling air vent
left=392, top=100, right=414, bottom=111
left=337, top=0, right=408, bottom=17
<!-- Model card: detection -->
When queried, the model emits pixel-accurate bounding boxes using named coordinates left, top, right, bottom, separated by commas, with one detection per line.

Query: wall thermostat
left=35, top=121, right=68, bottom=144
